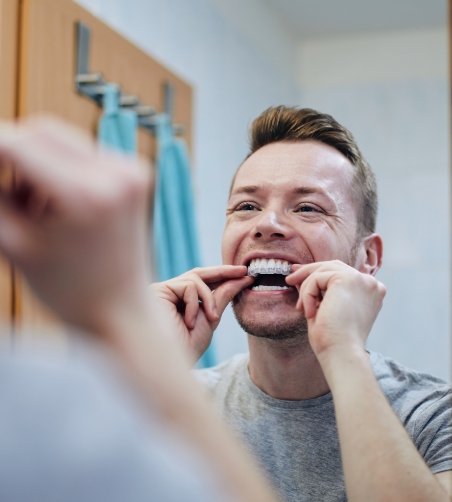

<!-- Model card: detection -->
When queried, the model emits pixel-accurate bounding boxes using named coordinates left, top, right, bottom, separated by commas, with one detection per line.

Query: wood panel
left=18, top=0, right=193, bottom=157
left=0, top=0, right=19, bottom=333
left=15, top=0, right=193, bottom=335
left=0, top=0, right=19, bottom=118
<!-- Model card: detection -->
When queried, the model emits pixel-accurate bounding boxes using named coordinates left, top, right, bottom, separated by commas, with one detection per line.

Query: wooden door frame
left=0, top=0, right=20, bottom=333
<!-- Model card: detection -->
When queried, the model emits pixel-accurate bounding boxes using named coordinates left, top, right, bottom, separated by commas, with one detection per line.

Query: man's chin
left=231, top=304, right=308, bottom=341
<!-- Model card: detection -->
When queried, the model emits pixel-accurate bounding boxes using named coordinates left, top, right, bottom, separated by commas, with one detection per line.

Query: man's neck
left=247, top=335, right=330, bottom=400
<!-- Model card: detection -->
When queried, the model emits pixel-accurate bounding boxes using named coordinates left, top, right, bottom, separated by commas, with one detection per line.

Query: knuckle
left=181, top=272, right=199, bottom=284
left=363, top=274, right=377, bottom=289
left=116, top=174, right=147, bottom=207
left=98, top=156, right=150, bottom=204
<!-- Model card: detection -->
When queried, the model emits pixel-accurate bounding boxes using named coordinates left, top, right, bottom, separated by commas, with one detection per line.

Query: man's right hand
left=151, top=266, right=253, bottom=360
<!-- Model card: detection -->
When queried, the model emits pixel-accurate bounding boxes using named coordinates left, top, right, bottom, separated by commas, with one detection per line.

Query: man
left=153, top=106, right=452, bottom=501
left=0, top=117, right=278, bottom=502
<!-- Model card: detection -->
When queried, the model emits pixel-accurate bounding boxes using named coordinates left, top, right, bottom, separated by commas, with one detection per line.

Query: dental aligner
left=247, top=258, right=292, bottom=277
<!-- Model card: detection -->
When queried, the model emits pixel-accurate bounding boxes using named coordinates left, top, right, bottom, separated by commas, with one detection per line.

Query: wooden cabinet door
left=0, top=0, right=18, bottom=118
left=0, top=0, right=20, bottom=332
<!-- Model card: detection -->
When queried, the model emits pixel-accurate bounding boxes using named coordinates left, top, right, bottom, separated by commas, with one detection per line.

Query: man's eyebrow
left=292, top=186, right=322, bottom=195
left=230, top=185, right=259, bottom=195
left=230, top=185, right=326, bottom=196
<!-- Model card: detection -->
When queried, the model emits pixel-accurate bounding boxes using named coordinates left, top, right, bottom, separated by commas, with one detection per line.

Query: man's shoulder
left=371, top=351, right=450, bottom=390
left=371, top=352, right=452, bottom=472
left=370, top=351, right=451, bottom=419
left=194, top=353, right=249, bottom=392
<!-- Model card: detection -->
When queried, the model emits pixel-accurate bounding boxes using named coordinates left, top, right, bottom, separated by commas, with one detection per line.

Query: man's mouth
left=246, top=258, right=294, bottom=291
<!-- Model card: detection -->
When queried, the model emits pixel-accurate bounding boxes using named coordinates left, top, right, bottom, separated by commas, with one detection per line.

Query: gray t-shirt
left=196, top=351, right=452, bottom=502
left=0, top=342, right=230, bottom=502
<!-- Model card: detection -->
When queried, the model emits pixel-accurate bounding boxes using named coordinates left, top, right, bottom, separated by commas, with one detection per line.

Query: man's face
left=222, top=140, right=362, bottom=340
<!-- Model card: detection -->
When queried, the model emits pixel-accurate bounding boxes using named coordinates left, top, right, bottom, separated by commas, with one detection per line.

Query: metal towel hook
left=74, top=21, right=183, bottom=135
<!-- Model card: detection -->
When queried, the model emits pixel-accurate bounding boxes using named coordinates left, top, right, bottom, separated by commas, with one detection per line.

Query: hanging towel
left=98, top=83, right=138, bottom=154
left=153, top=113, right=215, bottom=368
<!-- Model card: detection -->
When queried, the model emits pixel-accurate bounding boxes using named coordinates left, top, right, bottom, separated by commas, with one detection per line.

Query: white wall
left=299, top=28, right=450, bottom=381
left=74, top=0, right=300, bottom=361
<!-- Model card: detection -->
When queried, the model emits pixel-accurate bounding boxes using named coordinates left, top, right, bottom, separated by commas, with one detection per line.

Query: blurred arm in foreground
left=0, top=117, right=278, bottom=502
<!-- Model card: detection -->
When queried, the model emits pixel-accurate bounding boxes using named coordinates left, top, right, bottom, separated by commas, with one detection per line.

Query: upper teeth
left=247, top=258, right=292, bottom=277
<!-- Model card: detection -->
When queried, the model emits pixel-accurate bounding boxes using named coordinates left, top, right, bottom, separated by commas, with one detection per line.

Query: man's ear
left=357, top=233, right=383, bottom=276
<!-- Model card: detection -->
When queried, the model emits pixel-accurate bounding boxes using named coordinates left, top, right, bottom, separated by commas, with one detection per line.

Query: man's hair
left=239, top=106, right=378, bottom=237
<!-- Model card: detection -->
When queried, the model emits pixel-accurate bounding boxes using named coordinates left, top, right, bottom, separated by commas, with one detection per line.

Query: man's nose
left=253, top=210, right=293, bottom=240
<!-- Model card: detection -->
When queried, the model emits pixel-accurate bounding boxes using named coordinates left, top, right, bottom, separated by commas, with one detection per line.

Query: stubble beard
left=232, top=296, right=309, bottom=341
left=231, top=240, right=361, bottom=341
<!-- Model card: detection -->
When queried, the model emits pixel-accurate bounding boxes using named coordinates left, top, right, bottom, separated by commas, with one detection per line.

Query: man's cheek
left=220, top=240, right=233, bottom=265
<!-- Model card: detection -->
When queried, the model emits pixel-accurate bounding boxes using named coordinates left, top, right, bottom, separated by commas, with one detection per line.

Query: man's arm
left=287, top=260, right=451, bottom=501
left=0, top=117, right=278, bottom=502
left=436, top=472, right=452, bottom=497
left=322, top=348, right=451, bottom=501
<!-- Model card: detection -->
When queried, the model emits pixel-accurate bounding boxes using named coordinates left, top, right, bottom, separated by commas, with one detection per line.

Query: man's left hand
left=286, top=260, right=386, bottom=362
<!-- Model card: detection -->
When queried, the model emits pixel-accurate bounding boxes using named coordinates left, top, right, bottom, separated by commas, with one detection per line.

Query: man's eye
left=236, top=202, right=258, bottom=211
left=296, top=204, right=321, bottom=213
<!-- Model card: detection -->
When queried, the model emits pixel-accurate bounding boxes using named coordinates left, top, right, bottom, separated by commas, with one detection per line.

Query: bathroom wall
left=298, top=27, right=450, bottom=380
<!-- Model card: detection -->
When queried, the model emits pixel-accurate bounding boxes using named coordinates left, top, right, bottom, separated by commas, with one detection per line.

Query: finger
left=187, top=265, right=248, bottom=287
left=297, top=291, right=319, bottom=319
left=24, top=115, right=97, bottom=162
left=160, top=276, right=216, bottom=324
left=297, top=271, right=334, bottom=318
left=188, top=276, right=219, bottom=322
left=183, top=283, right=201, bottom=330
left=286, top=262, right=323, bottom=286
left=286, top=260, right=348, bottom=287
left=377, top=281, right=387, bottom=300
left=0, top=121, right=105, bottom=196
left=0, top=128, right=82, bottom=201
left=213, top=275, right=254, bottom=315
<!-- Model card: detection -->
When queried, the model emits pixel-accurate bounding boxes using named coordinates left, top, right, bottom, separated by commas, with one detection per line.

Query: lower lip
left=242, top=287, right=296, bottom=297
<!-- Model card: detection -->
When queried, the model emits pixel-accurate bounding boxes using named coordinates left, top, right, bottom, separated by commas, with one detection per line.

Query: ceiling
left=262, top=0, right=447, bottom=40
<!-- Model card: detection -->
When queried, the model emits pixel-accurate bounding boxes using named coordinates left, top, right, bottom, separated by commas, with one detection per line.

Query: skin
left=0, top=118, right=279, bottom=502
left=221, top=141, right=384, bottom=399
left=154, top=138, right=451, bottom=500
left=223, top=141, right=376, bottom=342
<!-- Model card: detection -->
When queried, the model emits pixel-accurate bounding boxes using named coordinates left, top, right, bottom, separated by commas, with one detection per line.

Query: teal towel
left=98, top=84, right=137, bottom=154
left=153, top=113, right=215, bottom=368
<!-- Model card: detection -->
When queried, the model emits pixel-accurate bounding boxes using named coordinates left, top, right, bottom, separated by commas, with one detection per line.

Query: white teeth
left=251, top=285, right=290, bottom=291
left=247, top=258, right=292, bottom=277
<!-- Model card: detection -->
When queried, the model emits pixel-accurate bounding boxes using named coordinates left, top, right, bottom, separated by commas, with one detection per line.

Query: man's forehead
left=230, top=141, right=354, bottom=195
